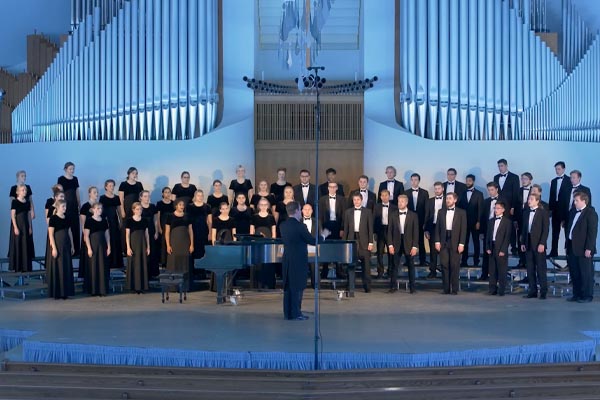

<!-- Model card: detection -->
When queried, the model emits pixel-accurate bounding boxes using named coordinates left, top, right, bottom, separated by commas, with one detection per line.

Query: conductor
left=279, top=201, right=329, bottom=320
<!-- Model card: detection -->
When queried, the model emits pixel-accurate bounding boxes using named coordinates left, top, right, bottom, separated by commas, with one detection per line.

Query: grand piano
left=195, top=238, right=357, bottom=304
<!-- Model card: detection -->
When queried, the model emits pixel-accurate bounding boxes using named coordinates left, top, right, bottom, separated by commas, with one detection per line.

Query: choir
left=5, top=160, right=598, bottom=304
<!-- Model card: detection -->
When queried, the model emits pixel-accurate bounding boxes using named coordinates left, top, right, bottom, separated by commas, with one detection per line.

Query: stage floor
left=1, top=280, right=600, bottom=370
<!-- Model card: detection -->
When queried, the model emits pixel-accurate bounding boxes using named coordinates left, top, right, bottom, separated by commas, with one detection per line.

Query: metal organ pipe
left=12, top=0, right=220, bottom=143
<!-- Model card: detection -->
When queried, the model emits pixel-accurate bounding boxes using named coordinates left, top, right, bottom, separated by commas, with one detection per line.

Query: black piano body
left=195, top=239, right=357, bottom=304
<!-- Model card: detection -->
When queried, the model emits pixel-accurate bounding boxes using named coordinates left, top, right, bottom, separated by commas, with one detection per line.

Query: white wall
left=0, top=0, right=256, bottom=258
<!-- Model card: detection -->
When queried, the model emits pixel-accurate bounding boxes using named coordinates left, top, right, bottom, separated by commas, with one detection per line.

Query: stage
left=1, top=278, right=599, bottom=370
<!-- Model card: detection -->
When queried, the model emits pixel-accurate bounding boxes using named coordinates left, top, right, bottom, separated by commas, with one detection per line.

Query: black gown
left=84, top=217, right=110, bottom=295
left=166, top=213, right=192, bottom=290
left=252, top=213, right=277, bottom=289
left=229, top=179, right=253, bottom=206
left=141, top=204, right=159, bottom=278
left=44, top=198, right=55, bottom=270
left=78, top=203, right=93, bottom=279
left=99, top=194, right=124, bottom=269
left=187, top=203, right=211, bottom=259
left=171, top=184, right=197, bottom=206
left=119, top=181, right=144, bottom=253
left=9, top=199, right=34, bottom=272
left=125, top=217, right=149, bottom=292
left=57, top=176, right=80, bottom=256
left=7, top=185, right=33, bottom=259
left=156, top=200, right=173, bottom=266
left=47, top=215, right=75, bottom=299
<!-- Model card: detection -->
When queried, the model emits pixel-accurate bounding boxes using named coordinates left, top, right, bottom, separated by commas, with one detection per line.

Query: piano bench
left=158, top=273, right=188, bottom=304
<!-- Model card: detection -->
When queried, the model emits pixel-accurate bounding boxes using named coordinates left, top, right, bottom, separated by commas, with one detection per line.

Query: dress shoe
left=364, top=288, right=371, bottom=293
left=487, top=291, right=497, bottom=296
left=442, top=290, right=450, bottom=295
left=294, top=315, right=309, bottom=320
left=387, top=288, right=397, bottom=293
left=577, top=298, right=593, bottom=303
left=498, top=292, right=505, bottom=297
left=523, top=293, right=537, bottom=299
left=426, top=272, right=437, bottom=279
left=451, top=291, right=458, bottom=295
left=539, top=294, right=547, bottom=300
left=409, top=288, right=416, bottom=294
left=566, top=296, right=580, bottom=302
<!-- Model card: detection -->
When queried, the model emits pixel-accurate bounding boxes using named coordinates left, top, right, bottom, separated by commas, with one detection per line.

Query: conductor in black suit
left=485, top=201, right=512, bottom=296
left=460, top=174, right=484, bottom=267
left=343, top=193, right=375, bottom=293
left=280, top=202, right=329, bottom=320
left=443, top=168, right=467, bottom=201
left=521, top=193, right=550, bottom=299
left=293, top=169, right=317, bottom=207
left=435, top=192, right=467, bottom=295
left=378, top=166, right=404, bottom=206
left=566, top=192, right=598, bottom=303
left=405, top=173, right=429, bottom=266
left=387, top=194, right=419, bottom=293
left=548, top=162, right=570, bottom=257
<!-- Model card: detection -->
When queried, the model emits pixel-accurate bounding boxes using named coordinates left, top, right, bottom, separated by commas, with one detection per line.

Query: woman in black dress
left=99, top=179, right=124, bottom=269
left=250, top=180, right=276, bottom=213
left=57, top=162, right=81, bottom=256
left=156, top=187, right=173, bottom=268
left=119, top=167, right=143, bottom=253
left=45, top=186, right=64, bottom=271
left=139, top=190, right=159, bottom=278
left=230, top=193, right=252, bottom=236
left=166, top=199, right=194, bottom=289
left=47, top=200, right=75, bottom=299
left=211, top=202, right=236, bottom=244
left=270, top=167, right=292, bottom=203
left=250, top=198, right=277, bottom=288
left=171, top=171, right=197, bottom=205
left=188, top=190, right=211, bottom=259
left=228, top=165, right=253, bottom=206
left=83, top=203, right=110, bottom=296
left=9, top=170, right=35, bottom=220
left=125, top=202, right=150, bottom=294
left=78, top=186, right=98, bottom=279
left=207, top=180, right=227, bottom=216
left=9, top=184, right=34, bottom=272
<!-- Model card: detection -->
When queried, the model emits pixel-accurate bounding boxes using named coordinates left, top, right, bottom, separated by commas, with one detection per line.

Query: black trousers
left=567, top=241, right=595, bottom=300
left=525, top=242, right=548, bottom=295
left=357, top=247, right=372, bottom=290
left=516, top=222, right=527, bottom=265
left=550, top=212, right=563, bottom=256
left=488, top=243, right=508, bottom=294
left=376, top=227, right=392, bottom=275
left=439, top=242, right=461, bottom=294
left=428, top=224, right=438, bottom=273
left=390, top=237, right=415, bottom=289
left=417, top=223, right=427, bottom=265
left=462, top=225, right=481, bottom=266
left=321, top=221, right=342, bottom=279
left=283, top=280, right=304, bottom=320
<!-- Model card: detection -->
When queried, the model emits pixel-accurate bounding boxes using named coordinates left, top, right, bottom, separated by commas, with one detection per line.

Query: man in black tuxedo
left=387, top=194, right=419, bottom=293
left=405, top=173, right=429, bottom=266
left=280, top=202, right=325, bottom=320
left=348, top=175, right=376, bottom=212
left=531, top=184, right=549, bottom=210
left=494, top=158, right=520, bottom=254
left=443, top=168, right=467, bottom=202
left=548, top=162, right=570, bottom=257
left=479, top=182, right=502, bottom=281
left=566, top=192, right=598, bottom=303
left=343, top=193, right=375, bottom=293
left=520, top=193, right=550, bottom=299
left=318, top=181, right=346, bottom=279
left=460, top=174, right=484, bottom=267
left=293, top=169, right=317, bottom=207
left=378, top=166, right=404, bottom=206
left=302, top=204, right=324, bottom=290
left=514, top=172, right=534, bottom=268
left=318, top=168, right=345, bottom=198
left=485, top=201, right=512, bottom=296
left=435, top=192, right=467, bottom=295
left=424, top=182, right=445, bottom=278
left=373, top=190, right=397, bottom=279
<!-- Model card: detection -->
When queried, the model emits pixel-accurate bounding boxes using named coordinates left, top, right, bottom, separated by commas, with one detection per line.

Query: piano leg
left=215, top=273, right=226, bottom=304
left=347, top=264, right=356, bottom=297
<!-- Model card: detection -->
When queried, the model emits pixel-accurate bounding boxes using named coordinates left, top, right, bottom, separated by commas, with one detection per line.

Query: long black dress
left=171, top=183, right=197, bottom=206
left=166, top=213, right=192, bottom=290
left=7, top=185, right=33, bottom=258
left=119, top=181, right=143, bottom=253
left=252, top=213, right=277, bottom=289
left=44, top=198, right=55, bottom=270
left=125, top=217, right=148, bottom=292
left=156, top=200, right=173, bottom=266
left=229, top=179, right=253, bottom=206
left=84, top=217, right=110, bottom=295
left=99, top=194, right=124, bottom=269
left=9, top=199, right=34, bottom=272
left=207, top=194, right=227, bottom=216
left=78, top=203, right=93, bottom=279
left=47, top=215, right=75, bottom=299
left=187, top=203, right=211, bottom=259
left=57, top=176, right=80, bottom=256
left=141, top=204, right=159, bottom=278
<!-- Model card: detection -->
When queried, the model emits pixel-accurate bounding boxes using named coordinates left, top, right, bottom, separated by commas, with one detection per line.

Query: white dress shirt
left=466, top=188, right=473, bottom=203
left=569, top=186, right=580, bottom=210
left=411, top=188, right=419, bottom=211
left=446, top=181, right=455, bottom=193
left=302, top=185, right=309, bottom=203
left=386, top=180, right=395, bottom=195
left=489, top=197, right=498, bottom=219
left=492, top=217, right=502, bottom=241
left=303, top=217, right=313, bottom=233
left=434, top=196, right=443, bottom=224
left=555, top=175, right=564, bottom=201
left=569, top=205, right=586, bottom=240
left=528, top=208, right=537, bottom=233
left=360, top=190, right=368, bottom=207
left=329, top=197, right=337, bottom=221
left=381, top=203, right=389, bottom=226
left=445, top=208, right=455, bottom=230
left=499, top=173, right=508, bottom=190
left=354, top=208, right=361, bottom=232
left=398, top=209, right=407, bottom=234
left=522, top=186, right=531, bottom=205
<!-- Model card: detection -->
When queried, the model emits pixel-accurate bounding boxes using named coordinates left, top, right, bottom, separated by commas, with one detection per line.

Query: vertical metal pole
left=313, top=68, right=321, bottom=371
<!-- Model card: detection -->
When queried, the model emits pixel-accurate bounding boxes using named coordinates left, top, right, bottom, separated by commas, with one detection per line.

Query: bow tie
left=523, top=187, right=530, bottom=191
left=576, top=209, right=582, bottom=213
left=360, top=189, right=367, bottom=193
left=447, top=182, right=455, bottom=185
left=448, top=208, right=455, bottom=211
left=558, top=176, right=564, bottom=179
left=467, top=189, right=474, bottom=192
left=382, top=204, right=389, bottom=208
left=304, top=218, right=311, bottom=221
left=355, top=208, right=362, bottom=211
left=435, top=196, right=443, bottom=200
left=329, top=196, right=336, bottom=200
left=572, top=186, right=579, bottom=190
left=399, top=212, right=407, bottom=215
left=412, top=188, right=419, bottom=192
left=500, top=174, right=507, bottom=178
left=302, top=184, right=309, bottom=188
left=387, top=180, right=395, bottom=183
left=530, top=208, right=537, bottom=212
left=491, top=197, right=498, bottom=201
left=495, top=217, right=502, bottom=220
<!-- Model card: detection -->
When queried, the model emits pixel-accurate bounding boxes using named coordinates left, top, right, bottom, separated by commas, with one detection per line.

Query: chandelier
left=279, top=0, right=335, bottom=70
